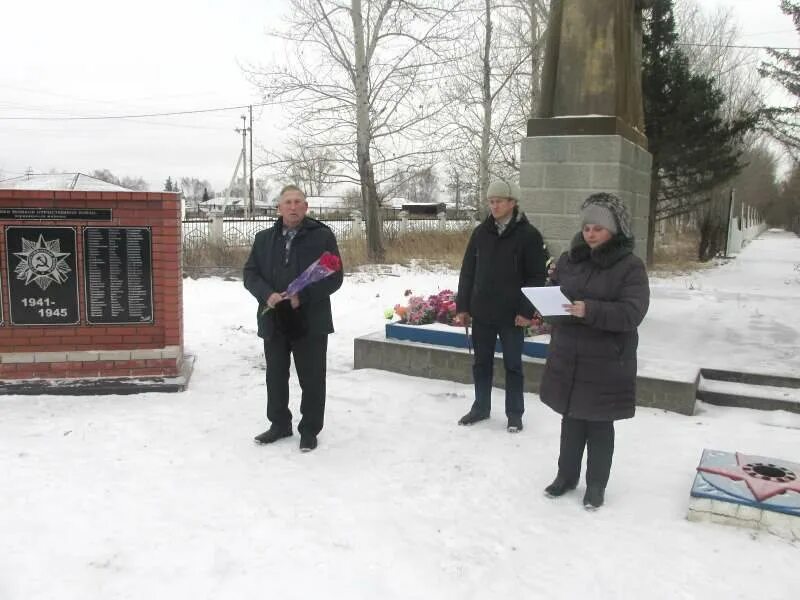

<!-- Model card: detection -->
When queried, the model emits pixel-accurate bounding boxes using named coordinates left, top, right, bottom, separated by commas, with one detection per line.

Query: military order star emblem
left=13, top=234, right=72, bottom=291
left=697, top=452, right=800, bottom=502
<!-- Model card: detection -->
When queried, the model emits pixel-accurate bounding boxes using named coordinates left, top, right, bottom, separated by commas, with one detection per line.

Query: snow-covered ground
left=642, top=230, right=800, bottom=378
left=1, top=230, right=799, bottom=599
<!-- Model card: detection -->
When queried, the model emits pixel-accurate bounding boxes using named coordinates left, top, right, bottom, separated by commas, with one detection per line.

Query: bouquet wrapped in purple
left=261, top=251, right=343, bottom=315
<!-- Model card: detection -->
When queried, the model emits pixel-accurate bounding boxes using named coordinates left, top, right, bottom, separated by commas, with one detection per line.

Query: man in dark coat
left=539, top=192, right=649, bottom=509
left=455, top=179, right=548, bottom=432
left=243, top=185, right=343, bottom=452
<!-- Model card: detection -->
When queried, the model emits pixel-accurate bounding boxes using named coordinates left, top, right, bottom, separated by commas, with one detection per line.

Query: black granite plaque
left=83, top=227, right=153, bottom=324
left=5, top=226, right=80, bottom=325
left=0, top=207, right=113, bottom=221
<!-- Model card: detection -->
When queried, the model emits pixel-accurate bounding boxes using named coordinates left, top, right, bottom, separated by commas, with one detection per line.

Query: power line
left=676, top=42, right=800, bottom=51
left=0, top=98, right=235, bottom=131
left=741, top=29, right=797, bottom=38
left=0, top=101, right=273, bottom=121
left=0, top=39, right=798, bottom=124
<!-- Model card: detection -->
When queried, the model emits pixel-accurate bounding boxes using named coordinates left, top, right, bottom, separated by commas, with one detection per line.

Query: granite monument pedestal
left=520, top=117, right=652, bottom=260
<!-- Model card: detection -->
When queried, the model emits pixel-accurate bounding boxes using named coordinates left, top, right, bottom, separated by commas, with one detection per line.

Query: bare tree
left=385, top=164, right=440, bottom=203
left=339, top=186, right=363, bottom=210
left=120, top=176, right=148, bottom=191
left=697, top=190, right=730, bottom=261
left=730, top=143, right=781, bottom=215
left=759, top=1, right=800, bottom=158
left=777, top=161, right=800, bottom=230
left=675, top=0, right=763, bottom=129
left=445, top=164, right=478, bottom=213
left=179, top=177, right=214, bottom=202
left=255, top=178, right=273, bottom=205
left=90, top=169, right=121, bottom=186
left=506, top=0, right=549, bottom=119
left=90, top=169, right=148, bottom=191
left=259, top=138, right=339, bottom=197
left=440, top=0, right=547, bottom=212
left=410, top=166, right=439, bottom=203
left=247, top=0, right=462, bottom=260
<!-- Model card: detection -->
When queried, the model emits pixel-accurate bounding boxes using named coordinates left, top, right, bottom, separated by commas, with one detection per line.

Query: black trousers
left=264, top=333, right=328, bottom=436
left=470, top=320, right=525, bottom=418
left=557, top=416, right=615, bottom=488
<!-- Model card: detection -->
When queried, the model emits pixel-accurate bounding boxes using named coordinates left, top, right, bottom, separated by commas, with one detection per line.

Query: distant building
left=386, top=197, right=407, bottom=209
left=186, top=196, right=274, bottom=218
left=305, top=196, right=351, bottom=213
left=400, top=201, right=446, bottom=215
left=385, top=197, right=455, bottom=213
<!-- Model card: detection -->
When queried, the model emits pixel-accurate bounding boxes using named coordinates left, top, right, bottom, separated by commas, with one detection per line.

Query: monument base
left=519, top=128, right=652, bottom=260
left=354, top=331, right=698, bottom=415
left=527, top=116, right=647, bottom=149
left=688, top=449, right=800, bottom=542
left=0, top=354, right=194, bottom=395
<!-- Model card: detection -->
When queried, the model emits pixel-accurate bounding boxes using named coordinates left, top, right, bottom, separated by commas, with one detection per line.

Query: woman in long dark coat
left=539, top=193, right=650, bottom=509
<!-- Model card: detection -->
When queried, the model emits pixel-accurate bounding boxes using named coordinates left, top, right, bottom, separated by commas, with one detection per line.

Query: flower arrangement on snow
left=386, top=289, right=458, bottom=326
left=385, top=288, right=551, bottom=337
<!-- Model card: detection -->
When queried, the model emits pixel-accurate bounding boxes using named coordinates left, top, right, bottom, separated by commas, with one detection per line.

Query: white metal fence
left=183, top=213, right=476, bottom=248
left=725, top=203, right=768, bottom=256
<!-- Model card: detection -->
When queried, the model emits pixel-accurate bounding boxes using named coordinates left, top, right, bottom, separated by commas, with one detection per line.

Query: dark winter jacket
left=539, top=232, right=650, bottom=421
left=456, top=208, right=548, bottom=327
left=243, top=216, right=343, bottom=339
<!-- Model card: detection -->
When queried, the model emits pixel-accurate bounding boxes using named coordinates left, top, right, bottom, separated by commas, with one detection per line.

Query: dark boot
left=507, top=414, right=523, bottom=433
left=299, top=433, right=318, bottom=453
left=458, top=410, right=490, bottom=426
left=254, top=425, right=293, bottom=444
left=544, top=476, right=578, bottom=498
left=583, top=485, right=605, bottom=510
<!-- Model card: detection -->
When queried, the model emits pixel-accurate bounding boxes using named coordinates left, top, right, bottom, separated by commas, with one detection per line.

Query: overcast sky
left=0, top=0, right=796, bottom=192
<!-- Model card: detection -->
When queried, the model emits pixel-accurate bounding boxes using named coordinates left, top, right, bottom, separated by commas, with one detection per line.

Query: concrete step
left=697, top=376, right=800, bottom=414
left=700, top=368, right=800, bottom=389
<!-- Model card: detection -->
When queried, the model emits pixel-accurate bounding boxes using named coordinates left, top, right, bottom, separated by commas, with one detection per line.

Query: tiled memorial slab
left=688, top=449, right=800, bottom=542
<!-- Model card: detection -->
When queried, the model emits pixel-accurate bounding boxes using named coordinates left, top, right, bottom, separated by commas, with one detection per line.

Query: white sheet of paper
left=521, top=286, right=572, bottom=316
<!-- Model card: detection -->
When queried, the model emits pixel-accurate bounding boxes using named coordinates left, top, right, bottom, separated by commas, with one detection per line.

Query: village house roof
left=0, top=173, right=131, bottom=191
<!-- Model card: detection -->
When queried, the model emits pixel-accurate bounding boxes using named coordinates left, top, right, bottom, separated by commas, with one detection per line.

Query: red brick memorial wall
left=0, top=190, right=183, bottom=380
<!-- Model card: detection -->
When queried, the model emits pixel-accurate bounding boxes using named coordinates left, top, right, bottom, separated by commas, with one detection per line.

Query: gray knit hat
left=580, top=193, right=632, bottom=238
left=581, top=203, right=618, bottom=234
left=486, top=179, right=520, bottom=202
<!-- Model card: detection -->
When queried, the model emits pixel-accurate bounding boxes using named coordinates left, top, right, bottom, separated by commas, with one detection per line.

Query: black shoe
left=544, top=476, right=578, bottom=498
left=299, top=434, right=318, bottom=453
left=583, top=485, right=605, bottom=510
left=507, top=415, right=523, bottom=433
left=458, top=411, right=490, bottom=426
left=254, top=425, right=293, bottom=445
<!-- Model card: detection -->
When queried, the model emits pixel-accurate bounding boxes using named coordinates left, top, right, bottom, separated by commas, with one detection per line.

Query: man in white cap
left=455, top=179, right=548, bottom=432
